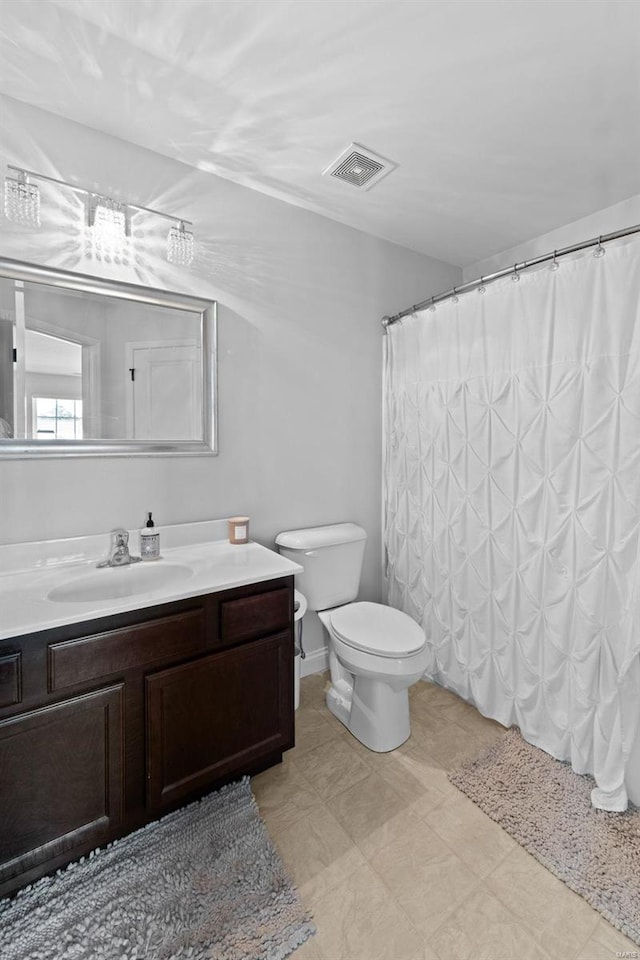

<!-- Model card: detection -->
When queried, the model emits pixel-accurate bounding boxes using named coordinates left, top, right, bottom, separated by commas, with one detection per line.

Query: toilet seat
left=329, top=601, right=425, bottom=658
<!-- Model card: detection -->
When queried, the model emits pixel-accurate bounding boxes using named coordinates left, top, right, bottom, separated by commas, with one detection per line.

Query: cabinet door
left=0, top=685, right=124, bottom=888
left=146, top=632, right=293, bottom=810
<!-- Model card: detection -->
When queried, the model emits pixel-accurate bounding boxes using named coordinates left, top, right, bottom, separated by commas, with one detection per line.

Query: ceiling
left=0, top=0, right=638, bottom=266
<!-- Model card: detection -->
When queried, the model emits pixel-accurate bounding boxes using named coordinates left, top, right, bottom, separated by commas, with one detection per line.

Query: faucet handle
left=111, top=528, right=129, bottom=547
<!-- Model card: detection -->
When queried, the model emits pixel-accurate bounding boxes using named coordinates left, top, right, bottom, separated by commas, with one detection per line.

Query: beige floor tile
left=252, top=759, right=323, bottom=833
left=412, top=688, right=479, bottom=727
left=422, top=945, right=442, bottom=960
left=395, top=742, right=457, bottom=791
left=575, top=917, right=640, bottom=960
left=486, top=845, right=601, bottom=956
left=270, top=803, right=367, bottom=901
left=292, top=933, right=325, bottom=960
left=329, top=770, right=424, bottom=859
left=410, top=679, right=459, bottom=708
left=367, top=815, right=479, bottom=936
left=298, top=671, right=329, bottom=712
left=420, top=719, right=504, bottom=772
left=289, top=674, right=625, bottom=960
left=409, top=694, right=455, bottom=733
left=309, top=862, right=425, bottom=960
left=317, top=703, right=355, bottom=742
left=429, top=886, right=555, bottom=960
left=365, top=745, right=451, bottom=815
left=422, top=791, right=517, bottom=878
left=297, top=670, right=352, bottom=740
left=453, top=706, right=507, bottom=740
left=292, top=736, right=372, bottom=801
left=292, top=706, right=340, bottom=758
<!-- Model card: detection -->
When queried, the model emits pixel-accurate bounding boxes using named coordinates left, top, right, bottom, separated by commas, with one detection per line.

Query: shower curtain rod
left=381, top=223, right=640, bottom=328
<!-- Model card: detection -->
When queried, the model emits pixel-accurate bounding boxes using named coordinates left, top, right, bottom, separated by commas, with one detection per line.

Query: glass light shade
left=85, top=198, right=130, bottom=265
left=4, top=176, right=41, bottom=227
left=167, top=222, right=194, bottom=266
left=91, top=199, right=127, bottom=245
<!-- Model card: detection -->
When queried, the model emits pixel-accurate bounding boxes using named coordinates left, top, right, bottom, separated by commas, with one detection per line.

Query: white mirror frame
left=0, top=257, right=217, bottom=458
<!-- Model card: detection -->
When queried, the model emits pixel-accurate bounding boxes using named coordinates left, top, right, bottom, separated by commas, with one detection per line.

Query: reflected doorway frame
left=23, top=317, right=102, bottom=441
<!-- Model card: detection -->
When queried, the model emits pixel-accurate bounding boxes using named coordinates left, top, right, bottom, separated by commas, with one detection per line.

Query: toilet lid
left=330, top=602, right=425, bottom=658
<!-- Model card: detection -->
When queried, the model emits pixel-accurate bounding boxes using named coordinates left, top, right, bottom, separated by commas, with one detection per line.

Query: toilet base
left=326, top=675, right=411, bottom=753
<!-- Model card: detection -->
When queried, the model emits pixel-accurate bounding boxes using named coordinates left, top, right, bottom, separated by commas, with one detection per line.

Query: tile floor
left=252, top=672, right=639, bottom=960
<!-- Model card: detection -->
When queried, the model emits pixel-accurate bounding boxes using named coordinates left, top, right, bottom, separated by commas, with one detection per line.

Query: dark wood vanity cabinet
left=0, top=576, right=294, bottom=897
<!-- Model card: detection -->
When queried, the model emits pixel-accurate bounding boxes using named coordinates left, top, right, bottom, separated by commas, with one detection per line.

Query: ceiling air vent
left=323, top=143, right=397, bottom=191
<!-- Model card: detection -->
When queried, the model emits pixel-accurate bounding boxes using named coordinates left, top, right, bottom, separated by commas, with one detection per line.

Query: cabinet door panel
left=0, top=685, right=124, bottom=884
left=146, top=633, right=292, bottom=809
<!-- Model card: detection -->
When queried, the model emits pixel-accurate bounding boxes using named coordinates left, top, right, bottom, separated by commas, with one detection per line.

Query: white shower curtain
left=383, top=235, right=640, bottom=810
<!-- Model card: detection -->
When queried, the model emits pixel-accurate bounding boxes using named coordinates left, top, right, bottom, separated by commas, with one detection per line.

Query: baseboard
left=299, top=645, right=328, bottom=677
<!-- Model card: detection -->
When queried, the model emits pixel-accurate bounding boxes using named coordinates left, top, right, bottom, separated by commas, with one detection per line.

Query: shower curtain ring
left=452, top=286, right=459, bottom=304
left=429, top=297, right=436, bottom=312
left=512, top=263, right=520, bottom=282
left=594, top=236, right=605, bottom=258
left=478, top=276, right=486, bottom=294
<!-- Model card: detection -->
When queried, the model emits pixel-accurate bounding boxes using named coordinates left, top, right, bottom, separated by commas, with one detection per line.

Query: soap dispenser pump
left=140, top=512, right=160, bottom=560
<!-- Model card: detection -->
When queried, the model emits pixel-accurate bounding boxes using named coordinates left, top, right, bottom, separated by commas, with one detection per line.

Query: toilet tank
left=275, top=523, right=367, bottom=611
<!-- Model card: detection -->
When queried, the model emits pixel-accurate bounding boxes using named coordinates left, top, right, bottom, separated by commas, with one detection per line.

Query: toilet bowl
left=275, top=521, right=428, bottom=753
left=319, top=601, right=428, bottom=752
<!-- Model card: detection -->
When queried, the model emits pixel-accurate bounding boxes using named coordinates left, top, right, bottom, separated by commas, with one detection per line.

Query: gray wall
left=0, top=95, right=460, bottom=658
left=464, top=195, right=640, bottom=280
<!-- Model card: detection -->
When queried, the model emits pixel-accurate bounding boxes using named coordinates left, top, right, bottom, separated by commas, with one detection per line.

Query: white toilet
left=275, top=522, right=428, bottom=752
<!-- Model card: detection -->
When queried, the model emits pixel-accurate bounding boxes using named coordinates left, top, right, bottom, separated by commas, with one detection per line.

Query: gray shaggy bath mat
left=449, top=728, right=640, bottom=945
left=0, top=778, right=315, bottom=960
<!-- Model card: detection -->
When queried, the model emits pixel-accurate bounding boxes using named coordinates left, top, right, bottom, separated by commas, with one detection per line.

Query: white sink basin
left=47, top=563, right=194, bottom=603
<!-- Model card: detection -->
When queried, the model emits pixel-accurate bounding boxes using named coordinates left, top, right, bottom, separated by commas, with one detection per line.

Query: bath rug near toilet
left=0, top=778, right=315, bottom=960
left=449, top=728, right=640, bottom=945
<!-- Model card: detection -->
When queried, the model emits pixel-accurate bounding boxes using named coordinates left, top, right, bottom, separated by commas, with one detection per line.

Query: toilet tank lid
left=275, top=523, right=367, bottom=550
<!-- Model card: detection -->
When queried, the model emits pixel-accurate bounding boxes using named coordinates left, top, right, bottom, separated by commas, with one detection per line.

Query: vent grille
left=323, top=143, right=396, bottom=191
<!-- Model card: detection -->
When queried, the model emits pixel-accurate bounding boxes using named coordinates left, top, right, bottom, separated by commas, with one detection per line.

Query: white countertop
left=0, top=520, right=303, bottom=640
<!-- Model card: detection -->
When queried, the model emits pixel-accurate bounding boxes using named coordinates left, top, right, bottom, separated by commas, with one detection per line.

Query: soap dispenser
left=140, top=512, right=160, bottom=561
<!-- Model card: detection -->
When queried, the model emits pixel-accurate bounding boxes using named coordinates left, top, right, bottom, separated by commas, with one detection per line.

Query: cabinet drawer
left=0, top=653, right=21, bottom=708
left=220, top=588, right=291, bottom=645
left=48, top=609, right=205, bottom=691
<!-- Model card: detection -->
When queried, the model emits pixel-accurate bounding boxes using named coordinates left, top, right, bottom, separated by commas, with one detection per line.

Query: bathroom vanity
left=0, top=524, right=302, bottom=896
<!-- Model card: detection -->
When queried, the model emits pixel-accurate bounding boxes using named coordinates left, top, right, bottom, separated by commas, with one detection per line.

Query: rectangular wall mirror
left=0, top=258, right=217, bottom=458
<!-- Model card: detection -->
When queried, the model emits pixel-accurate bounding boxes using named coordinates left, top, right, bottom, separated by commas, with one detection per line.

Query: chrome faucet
left=97, top=528, right=142, bottom=568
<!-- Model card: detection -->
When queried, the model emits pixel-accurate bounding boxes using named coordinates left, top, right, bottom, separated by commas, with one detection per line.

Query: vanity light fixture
left=3, top=165, right=195, bottom=266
